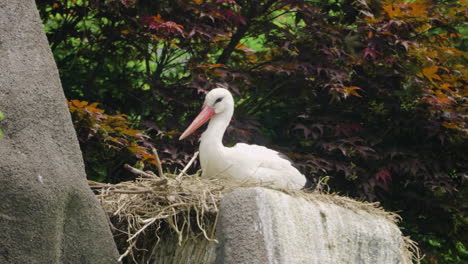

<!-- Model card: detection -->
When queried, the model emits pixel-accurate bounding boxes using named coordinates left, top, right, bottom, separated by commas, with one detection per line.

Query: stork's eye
left=214, top=97, right=223, bottom=104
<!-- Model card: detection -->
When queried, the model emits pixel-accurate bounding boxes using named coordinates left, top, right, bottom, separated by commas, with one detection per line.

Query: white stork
left=179, top=88, right=307, bottom=190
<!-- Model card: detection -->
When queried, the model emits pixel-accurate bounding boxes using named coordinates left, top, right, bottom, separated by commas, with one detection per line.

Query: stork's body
left=180, top=88, right=306, bottom=190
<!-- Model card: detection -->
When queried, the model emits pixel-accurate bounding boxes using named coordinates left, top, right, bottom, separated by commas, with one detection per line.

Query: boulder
left=0, top=1, right=119, bottom=263
left=216, top=187, right=412, bottom=264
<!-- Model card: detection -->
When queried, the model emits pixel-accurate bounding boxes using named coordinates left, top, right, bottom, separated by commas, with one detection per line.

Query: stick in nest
left=151, top=147, right=164, bottom=177
left=118, top=239, right=136, bottom=262
left=124, top=164, right=156, bottom=178
left=178, top=151, right=199, bottom=177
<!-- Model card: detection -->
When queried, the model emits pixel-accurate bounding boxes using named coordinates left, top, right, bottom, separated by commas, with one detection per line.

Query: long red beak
left=179, top=105, right=216, bottom=140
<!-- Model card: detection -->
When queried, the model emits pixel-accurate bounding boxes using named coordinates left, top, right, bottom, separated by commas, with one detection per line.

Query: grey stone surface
left=216, top=187, right=409, bottom=264
left=149, top=234, right=216, bottom=264
left=0, top=1, right=119, bottom=263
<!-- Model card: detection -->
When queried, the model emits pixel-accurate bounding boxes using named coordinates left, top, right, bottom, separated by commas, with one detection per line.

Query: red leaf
left=374, top=168, right=392, bottom=191
left=159, top=21, right=185, bottom=35
left=363, top=48, right=379, bottom=61
left=121, top=0, right=136, bottom=8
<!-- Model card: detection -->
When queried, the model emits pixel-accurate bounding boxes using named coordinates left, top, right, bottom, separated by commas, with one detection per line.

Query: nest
left=89, top=164, right=420, bottom=264
left=89, top=166, right=261, bottom=263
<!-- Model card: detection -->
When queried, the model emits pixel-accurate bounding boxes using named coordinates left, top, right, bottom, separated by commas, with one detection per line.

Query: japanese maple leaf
left=160, top=22, right=185, bottom=35
left=374, top=168, right=392, bottom=191
left=363, top=47, right=379, bottom=61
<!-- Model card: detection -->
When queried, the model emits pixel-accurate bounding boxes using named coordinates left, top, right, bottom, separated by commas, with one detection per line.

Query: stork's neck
left=200, top=108, right=233, bottom=146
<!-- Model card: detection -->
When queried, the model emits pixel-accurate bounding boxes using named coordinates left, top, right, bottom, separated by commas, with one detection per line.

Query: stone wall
left=143, top=187, right=412, bottom=264
left=215, top=188, right=411, bottom=264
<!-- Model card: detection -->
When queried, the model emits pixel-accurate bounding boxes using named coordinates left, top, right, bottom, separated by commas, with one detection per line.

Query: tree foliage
left=37, top=0, right=467, bottom=262
left=68, top=99, right=158, bottom=181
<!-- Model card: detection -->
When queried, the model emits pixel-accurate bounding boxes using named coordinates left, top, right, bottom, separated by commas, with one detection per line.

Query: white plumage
left=180, top=88, right=306, bottom=190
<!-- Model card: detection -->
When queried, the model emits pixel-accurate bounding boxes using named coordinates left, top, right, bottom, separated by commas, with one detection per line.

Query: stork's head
left=203, top=88, right=234, bottom=114
left=179, top=88, right=234, bottom=140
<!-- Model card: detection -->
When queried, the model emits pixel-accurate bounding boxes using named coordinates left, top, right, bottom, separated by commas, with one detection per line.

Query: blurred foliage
left=37, top=0, right=467, bottom=262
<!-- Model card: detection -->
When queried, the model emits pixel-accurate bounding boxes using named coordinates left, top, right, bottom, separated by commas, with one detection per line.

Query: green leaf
left=456, top=241, right=468, bottom=255
left=428, top=239, right=442, bottom=247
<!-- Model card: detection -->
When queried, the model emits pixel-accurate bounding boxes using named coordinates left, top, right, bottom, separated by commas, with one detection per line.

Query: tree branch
left=216, top=25, right=249, bottom=64
left=216, top=0, right=278, bottom=64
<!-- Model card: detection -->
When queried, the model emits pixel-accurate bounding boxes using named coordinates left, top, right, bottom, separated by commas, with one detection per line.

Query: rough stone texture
left=216, top=187, right=409, bottom=264
left=149, top=235, right=216, bottom=264
left=0, top=1, right=119, bottom=263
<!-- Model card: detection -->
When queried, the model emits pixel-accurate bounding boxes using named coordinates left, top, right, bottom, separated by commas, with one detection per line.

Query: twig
left=127, top=202, right=188, bottom=242
left=178, top=151, right=199, bottom=177
left=124, top=164, right=155, bottom=178
left=111, top=190, right=153, bottom=194
left=151, top=178, right=168, bottom=187
left=118, top=239, right=136, bottom=262
left=151, top=147, right=164, bottom=177
left=127, top=217, right=158, bottom=242
left=87, top=180, right=112, bottom=188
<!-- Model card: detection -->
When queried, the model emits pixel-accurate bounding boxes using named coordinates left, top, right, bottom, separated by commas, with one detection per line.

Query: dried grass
left=90, top=171, right=258, bottom=262
left=90, top=169, right=420, bottom=263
